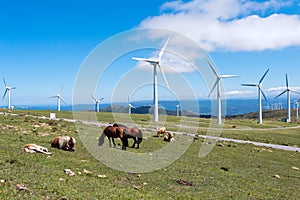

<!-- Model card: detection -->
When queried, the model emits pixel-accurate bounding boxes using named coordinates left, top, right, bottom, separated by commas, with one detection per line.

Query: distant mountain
left=4, top=98, right=293, bottom=117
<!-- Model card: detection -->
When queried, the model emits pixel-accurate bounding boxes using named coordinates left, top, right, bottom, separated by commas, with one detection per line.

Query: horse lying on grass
left=24, top=143, right=52, bottom=154
left=113, top=123, right=143, bottom=149
left=51, top=136, right=76, bottom=152
left=98, top=125, right=128, bottom=150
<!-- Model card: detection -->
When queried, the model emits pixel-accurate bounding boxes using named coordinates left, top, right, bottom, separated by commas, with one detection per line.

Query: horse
left=51, top=136, right=76, bottom=151
left=113, top=123, right=143, bottom=149
left=98, top=125, right=128, bottom=150
left=156, top=127, right=166, bottom=137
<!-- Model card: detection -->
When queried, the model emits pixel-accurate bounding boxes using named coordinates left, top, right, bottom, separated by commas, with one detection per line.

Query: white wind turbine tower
left=207, top=60, right=239, bottom=125
left=132, top=39, right=170, bottom=122
left=242, top=69, right=269, bottom=124
left=175, top=104, right=180, bottom=117
left=128, top=96, right=135, bottom=114
left=294, top=100, right=299, bottom=121
left=49, top=87, right=66, bottom=112
left=2, top=78, right=16, bottom=110
left=91, top=95, right=104, bottom=112
left=275, top=74, right=300, bottom=122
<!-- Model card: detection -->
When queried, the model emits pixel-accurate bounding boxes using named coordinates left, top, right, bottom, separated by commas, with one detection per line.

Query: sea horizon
left=0, top=98, right=294, bottom=117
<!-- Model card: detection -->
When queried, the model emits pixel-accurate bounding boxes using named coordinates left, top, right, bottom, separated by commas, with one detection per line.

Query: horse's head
left=112, top=123, right=118, bottom=127
left=68, top=137, right=76, bottom=151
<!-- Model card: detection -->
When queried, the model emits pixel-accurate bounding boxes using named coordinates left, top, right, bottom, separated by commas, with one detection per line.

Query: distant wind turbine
left=175, top=104, right=180, bottom=117
left=2, top=78, right=16, bottom=110
left=91, top=95, right=104, bottom=112
left=207, top=60, right=239, bottom=125
left=49, top=87, right=66, bottom=111
left=242, top=69, right=269, bottom=124
left=275, top=74, right=300, bottom=122
left=294, top=100, right=299, bottom=121
left=128, top=96, right=135, bottom=114
left=132, top=38, right=170, bottom=122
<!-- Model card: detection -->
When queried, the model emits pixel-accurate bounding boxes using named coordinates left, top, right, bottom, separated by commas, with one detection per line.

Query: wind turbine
left=132, top=38, right=170, bottom=122
left=242, top=69, right=269, bottom=124
left=275, top=74, right=300, bottom=122
left=175, top=104, right=180, bottom=117
left=294, top=100, right=299, bottom=121
left=91, top=95, right=104, bottom=112
left=49, top=87, right=66, bottom=112
left=128, top=96, right=135, bottom=114
left=2, top=78, right=16, bottom=110
left=207, top=60, right=239, bottom=125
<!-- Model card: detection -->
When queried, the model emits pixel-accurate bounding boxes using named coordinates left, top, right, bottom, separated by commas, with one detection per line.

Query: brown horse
left=98, top=125, right=128, bottom=150
left=113, top=123, right=143, bottom=149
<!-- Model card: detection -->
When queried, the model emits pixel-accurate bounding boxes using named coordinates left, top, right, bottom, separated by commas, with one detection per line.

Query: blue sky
left=1, top=0, right=300, bottom=107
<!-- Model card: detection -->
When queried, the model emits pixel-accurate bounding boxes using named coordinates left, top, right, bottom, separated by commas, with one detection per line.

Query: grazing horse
left=156, top=127, right=166, bottom=137
left=98, top=125, right=128, bottom=150
left=113, top=123, right=143, bottom=149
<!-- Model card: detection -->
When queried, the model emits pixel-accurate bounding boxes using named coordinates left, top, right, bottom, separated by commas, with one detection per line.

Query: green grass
left=0, top=110, right=300, bottom=199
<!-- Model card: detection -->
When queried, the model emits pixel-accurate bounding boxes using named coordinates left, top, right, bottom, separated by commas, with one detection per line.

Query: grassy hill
left=0, top=109, right=299, bottom=199
left=229, top=109, right=300, bottom=121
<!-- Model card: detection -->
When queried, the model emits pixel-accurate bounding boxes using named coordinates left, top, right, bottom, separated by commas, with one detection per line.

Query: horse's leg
left=136, top=138, right=142, bottom=149
left=122, top=141, right=126, bottom=150
left=112, top=138, right=116, bottom=147
left=131, top=137, right=136, bottom=148
left=108, top=137, right=112, bottom=147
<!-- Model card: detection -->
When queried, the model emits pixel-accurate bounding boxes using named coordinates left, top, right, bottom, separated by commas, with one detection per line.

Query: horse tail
left=98, top=132, right=106, bottom=146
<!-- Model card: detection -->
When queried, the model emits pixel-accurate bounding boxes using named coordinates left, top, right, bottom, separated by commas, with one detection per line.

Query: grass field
left=0, top=109, right=300, bottom=199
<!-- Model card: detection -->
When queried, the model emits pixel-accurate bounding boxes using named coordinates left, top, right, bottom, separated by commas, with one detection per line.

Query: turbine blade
left=290, top=89, right=300, bottom=95
left=60, top=97, right=66, bottom=104
left=259, top=68, right=269, bottom=84
left=11, top=87, right=16, bottom=89
left=158, top=38, right=169, bottom=61
left=208, top=80, right=218, bottom=97
left=60, top=86, right=64, bottom=93
left=207, top=59, right=218, bottom=76
left=285, top=73, right=289, bottom=88
left=241, top=83, right=257, bottom=87
left=91, top=95, right=96, bottom=101
left=220, top=75, right=240, bottom=78
left=132, top=57, right=156, bottom=62
left=158, top=64, right=170, bottom=89
left=260, top=89, right=268, bottom=102
left=275, top=90, right=287, bottom=99
left=2, top=89, right=8, bottom=99
left=3, top=78, right=6, bottom=87
left=49, top=95, right=57, bottom=98
left=129, top=103, right=135, bottom=109
left=99, top=97, right=104, bottom=101
left=132, top=57, right=147, bottom=61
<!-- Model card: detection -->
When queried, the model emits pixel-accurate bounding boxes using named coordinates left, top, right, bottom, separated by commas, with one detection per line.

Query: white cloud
left=138, top=0, right=300, bottom=52
left=267, top=86, right=300, bottom=93
left=225, top=90, right=254, bottom=96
